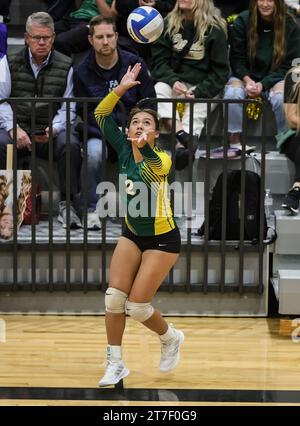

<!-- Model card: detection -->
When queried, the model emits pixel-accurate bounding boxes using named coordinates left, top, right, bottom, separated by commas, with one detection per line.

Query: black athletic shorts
left=122, top=226, right=181, bottom=253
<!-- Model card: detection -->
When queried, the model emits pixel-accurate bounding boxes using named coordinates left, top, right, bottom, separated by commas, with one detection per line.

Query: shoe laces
left=161, top=340, right=179, bottom=359
left=161, top=333, right=179, bottom=358
left=104, top=359, right=123, bottom=375
left=60, top=203, right=78, bottom=217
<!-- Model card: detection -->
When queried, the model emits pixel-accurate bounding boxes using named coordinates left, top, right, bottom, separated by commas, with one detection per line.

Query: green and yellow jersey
left=94, top=91, right=176, bottom=236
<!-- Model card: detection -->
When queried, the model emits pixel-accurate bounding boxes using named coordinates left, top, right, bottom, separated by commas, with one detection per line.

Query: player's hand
left=120, top=64, right=142, bottom=90
left=128, top=130, right=156, bottom=147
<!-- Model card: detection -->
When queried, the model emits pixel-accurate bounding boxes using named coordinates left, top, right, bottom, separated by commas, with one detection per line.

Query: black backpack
left=198, top=170, right=272, bottom=244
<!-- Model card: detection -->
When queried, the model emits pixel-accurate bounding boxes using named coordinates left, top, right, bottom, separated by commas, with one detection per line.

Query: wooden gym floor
left=0, top=315, right=300, bottom=406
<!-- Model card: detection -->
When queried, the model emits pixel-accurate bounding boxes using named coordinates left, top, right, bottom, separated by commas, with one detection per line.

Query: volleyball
left=127, top=6, right=164, bottom=44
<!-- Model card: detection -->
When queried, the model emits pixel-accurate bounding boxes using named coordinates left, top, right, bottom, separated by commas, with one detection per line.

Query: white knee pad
left=105, top=288, right=128, bottom=314
left=125, top=300, right=154, bottom=323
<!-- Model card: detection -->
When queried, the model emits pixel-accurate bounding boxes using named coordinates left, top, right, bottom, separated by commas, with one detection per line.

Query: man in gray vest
left=0, top=12, right=82, bottom=229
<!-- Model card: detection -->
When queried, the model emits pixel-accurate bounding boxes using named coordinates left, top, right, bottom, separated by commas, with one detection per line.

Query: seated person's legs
left=53, top=129, right=81, bottom=195
left=223, top=77, right=246, bottom=145
left=47, top=130, right=82, bottom=228
left=268, top=81, right=285, bottom=133
left=181, top=101, right=206, bottom=138
left=154, top=81, right=195, bottom=170
left=80, top=137, right=104, bottom=230
left=155, top=81, right=181, bottom=131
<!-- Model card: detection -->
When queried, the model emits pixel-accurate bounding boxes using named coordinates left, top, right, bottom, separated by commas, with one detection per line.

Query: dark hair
left=128, top=107, right=159, bottom=130
left=249, top=0, right=287, bottom=70
left=89, top=16, right=117, bottom=36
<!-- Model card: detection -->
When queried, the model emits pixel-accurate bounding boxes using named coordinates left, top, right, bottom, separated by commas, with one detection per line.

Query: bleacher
left=1, top=0, right=300, bottom=317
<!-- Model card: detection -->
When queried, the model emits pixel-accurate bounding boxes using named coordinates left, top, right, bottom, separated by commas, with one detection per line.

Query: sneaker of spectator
left=87, top=211, right=101, bottom=230
left=58, top=201, right=82, bottom=229
left=209, top=144, right=255, bottom=159
left=209, top=146, right=241, bottom=159
left=230, top=144, right=256, bottom=154
left=282, top=186, right=300, bottom=215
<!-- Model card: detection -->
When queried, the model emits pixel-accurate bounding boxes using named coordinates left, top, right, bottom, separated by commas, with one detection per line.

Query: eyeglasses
left=27, top=34, right=54, bottom=42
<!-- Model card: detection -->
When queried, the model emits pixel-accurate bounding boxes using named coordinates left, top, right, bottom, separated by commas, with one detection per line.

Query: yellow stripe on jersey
left=94, top=90, right=120, bottom=128
left=138, top=147, right=174, bottom=234
left=154, top=181, right=175, bottom=235
left=140, top=146, right=172, bottom=176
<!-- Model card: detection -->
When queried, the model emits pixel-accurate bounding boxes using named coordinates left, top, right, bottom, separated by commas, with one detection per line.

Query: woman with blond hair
left=151, top=0, right=230, bottom=170
left=277, top=66, right=300, bottom=214
left=223, top=0, right=300, bottom=149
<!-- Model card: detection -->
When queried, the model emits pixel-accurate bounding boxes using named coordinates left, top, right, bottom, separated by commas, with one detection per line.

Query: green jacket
left=230, top=10, right=300, bottom=90
left=151, top=18, right=230, bottom=98
left=70, top=0, right=113, bottom=20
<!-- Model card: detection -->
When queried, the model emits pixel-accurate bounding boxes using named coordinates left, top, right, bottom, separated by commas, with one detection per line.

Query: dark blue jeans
left=0, top=129, right=82, bottom=196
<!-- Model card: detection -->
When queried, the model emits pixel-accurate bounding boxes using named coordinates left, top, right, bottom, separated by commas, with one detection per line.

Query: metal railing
left=0, top=96, right=271, bottom=294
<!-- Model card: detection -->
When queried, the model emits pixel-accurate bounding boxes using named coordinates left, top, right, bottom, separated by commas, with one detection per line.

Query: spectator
left=53, top=0, right=114, bottom=56
left=223, top=0, right=300, bottom=151
left=151, top=0, right=230, bottom=170
left=94, top=64, right=183, bottom=387
left=277, top=66, right=300, bottom=215
left=73, top=15, right=156, bottom=230
left=0, top=12, right=82, bottom=229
